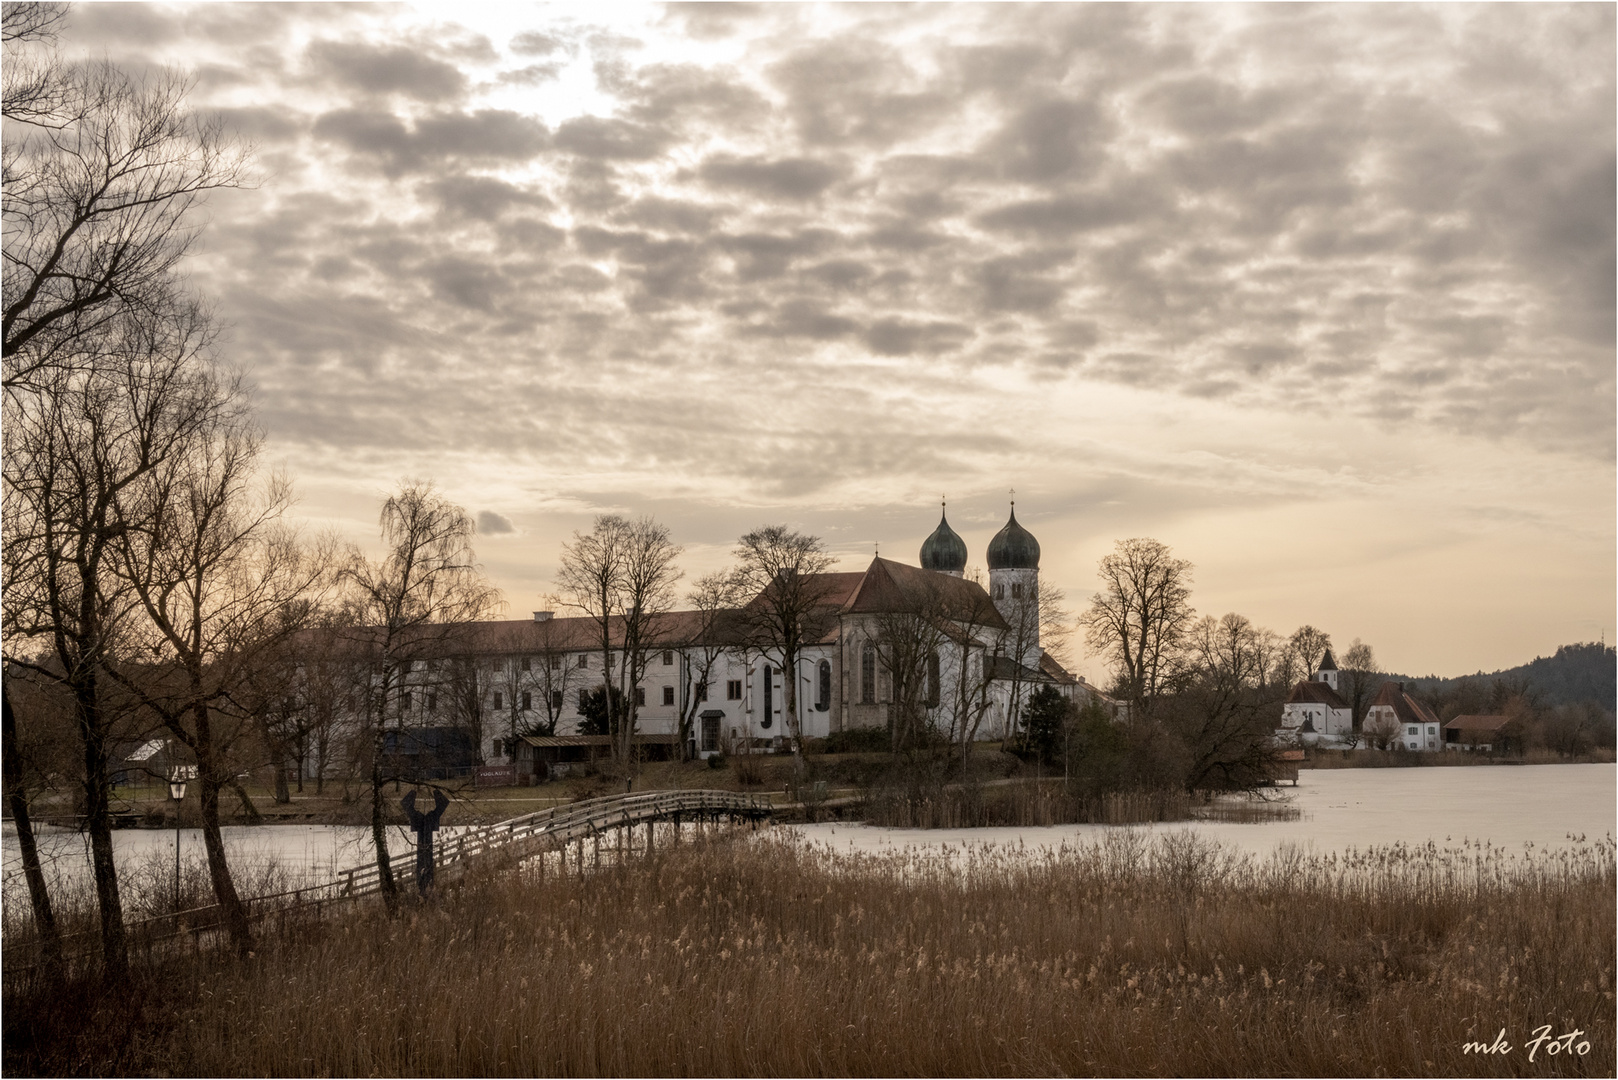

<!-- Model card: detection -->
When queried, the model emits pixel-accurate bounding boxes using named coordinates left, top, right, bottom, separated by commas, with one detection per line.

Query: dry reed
left=5, top=828, right=1613, bottom=1077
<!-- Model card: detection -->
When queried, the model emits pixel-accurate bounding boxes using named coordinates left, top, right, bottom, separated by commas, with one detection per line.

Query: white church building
left=1277, top=648, right=1352, bottom=745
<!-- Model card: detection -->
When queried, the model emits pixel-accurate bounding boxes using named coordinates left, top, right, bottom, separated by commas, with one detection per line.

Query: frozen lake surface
left=5, top=764, right=1613, bottom=903
left=795, top=763, right=1616, bottom=858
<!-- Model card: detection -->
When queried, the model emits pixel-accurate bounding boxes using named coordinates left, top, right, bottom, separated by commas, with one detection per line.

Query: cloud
left=305, top=39, right=468, bottom=102
left=696, top=155, right=844, bottom=200
left=477, top=510, right=516, bottom=535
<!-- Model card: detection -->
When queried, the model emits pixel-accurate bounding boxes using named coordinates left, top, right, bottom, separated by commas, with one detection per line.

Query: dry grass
left=6, top=827, right=1612, bottom=1077
left=861, top=782, right=1195, bottom=828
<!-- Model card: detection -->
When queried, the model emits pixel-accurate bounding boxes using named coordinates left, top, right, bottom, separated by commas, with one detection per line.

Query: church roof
left=1318, top=647, right=1338, bottom=672
left=919, top=509, right=968, bottom=573
left=1286, top=680, right=1349, bottom=709
left=842, top=557, right=1009, bottom=629
left=986, top=507, right=1040, bottom=570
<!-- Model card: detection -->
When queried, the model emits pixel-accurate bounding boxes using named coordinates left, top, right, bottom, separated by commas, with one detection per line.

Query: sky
left=41, top=2, right=1615, bottom=682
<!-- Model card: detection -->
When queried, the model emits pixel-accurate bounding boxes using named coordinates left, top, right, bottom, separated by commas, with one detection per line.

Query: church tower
left=987, top=502, right=1041, bottom=656
left=1315, top=648, right=1339, bottom=692
left=919, top=502, right=968, bottom=577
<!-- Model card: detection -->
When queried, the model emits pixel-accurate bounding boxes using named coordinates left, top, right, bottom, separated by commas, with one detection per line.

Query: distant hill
left=1392, top=642, right=1616, bottom=712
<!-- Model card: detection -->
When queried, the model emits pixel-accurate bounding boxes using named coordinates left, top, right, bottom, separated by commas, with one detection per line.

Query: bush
left=705, top=753, right=726, bottom=770
left=821, top=727, right=890, bottom=754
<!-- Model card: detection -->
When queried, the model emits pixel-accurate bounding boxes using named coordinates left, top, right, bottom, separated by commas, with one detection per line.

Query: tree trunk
left=370, top=745, right=398, bottom=916
left=191, top=702, right=253, bottom=955
left=78, top=689, right=127, bottom=982
left=273, top=754, right=291, bottom=804
left=2, top=693, right=60, bottom=963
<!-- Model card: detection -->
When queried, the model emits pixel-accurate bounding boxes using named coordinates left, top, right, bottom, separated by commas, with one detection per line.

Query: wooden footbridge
left=334, top=787, right=775, bottom=898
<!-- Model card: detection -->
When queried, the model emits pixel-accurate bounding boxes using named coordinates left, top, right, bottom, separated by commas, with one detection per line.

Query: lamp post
left=168, top=772, right=188, bottom=914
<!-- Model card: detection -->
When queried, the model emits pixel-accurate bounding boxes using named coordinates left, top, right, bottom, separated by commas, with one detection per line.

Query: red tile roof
left=1445, top=714, right=1510, bottom=734
left=1285, top=680, right=1349, bottom=709
left=1369, top=682, right=1440, bottom=725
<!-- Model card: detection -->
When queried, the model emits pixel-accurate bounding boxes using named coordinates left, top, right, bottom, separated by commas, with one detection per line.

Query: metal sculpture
left=402, top=789, right=450, bottom=895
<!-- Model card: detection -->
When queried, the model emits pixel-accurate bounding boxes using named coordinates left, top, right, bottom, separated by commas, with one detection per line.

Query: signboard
left=476, top=765, right=517, bottom=787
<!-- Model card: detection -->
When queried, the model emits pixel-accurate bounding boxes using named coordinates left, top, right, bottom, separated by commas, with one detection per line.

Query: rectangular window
left=550, top=655, right=561, bottom=670
left=551, top=690, right=562, bottom=711
left=701, top=715, right=720, bottom=752
left=522, top=691, right=532, bottom=711
left=1011, top=582, right=1023, bottom=599
left=662, top=650, right=674, bottom=666
left=578, top=654, right=588, bottom=668
left=402, top=691, right=412, bottom=710
left=427, top=693, right=437, bottom=712
left=662, top=685, right=675, bottom=706
left=727, top=680, right=742, bottom=701
left=635, top=687, right=646, bottom=707
left=493, top=691, right=503, bottom=711
left=578, top=689, right=589, bottom=710
left=492, top=658, right=505, bottom=673
left=521, top=657, right=532, bottom=672
left=763, top=666, right=773, bottom=716
left=1407, top=726, right=1418, bottom=736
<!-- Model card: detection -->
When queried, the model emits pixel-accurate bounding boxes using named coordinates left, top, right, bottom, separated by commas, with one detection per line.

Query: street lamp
left=168, top=771, right=188, bottom=914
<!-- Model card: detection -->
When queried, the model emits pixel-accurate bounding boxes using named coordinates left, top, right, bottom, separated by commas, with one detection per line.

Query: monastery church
left=448, top=505, right=1095, bottom=773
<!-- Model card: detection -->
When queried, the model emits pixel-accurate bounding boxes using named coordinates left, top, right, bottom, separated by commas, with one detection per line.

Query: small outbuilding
left=1443, top=714, right=1512, bottom=752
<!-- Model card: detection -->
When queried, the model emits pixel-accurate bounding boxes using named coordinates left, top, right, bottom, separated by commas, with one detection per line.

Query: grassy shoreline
left=5, top=830, right=1613, bottom=1077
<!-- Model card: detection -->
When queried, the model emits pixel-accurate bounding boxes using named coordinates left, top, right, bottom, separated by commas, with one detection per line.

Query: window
left=993, top=583, right=1004, bottom=600
left=492, top=658, right=505, bottom=673
left=1407, top=726, right=1417, bottom=736
left=760, top=666, right=773, bottom=729
left=493, top=691, right=503, bottom=711
left=635, top=687, right=646, bottom=707
left=925, top=652, right=940, bottom=708
left=662, top=685, right=675, bottom=706
left=816, top=659, right=832, bottom=711
left=1011, top=582, right=1023, bottom=600
left=402, top=691, right=412, bottom=710
left=578, top=689, right=589, bottom=710
left=577, top=654, right=588, bottom=668
left=551, top=690, right=562, bottom=711
left=550, top=655, right=561, bottom=670
left=521, top=657, right=532, bottom=672
left=427, top=693, right=437, bottom=712
left=662, top=650, right=674, bottom=666
left=727, top=680, right=743, bottom=700
left=522, top=691, right=532, bottom=711
left=860, top=644, right=876, bottom=704
left=701, top=715, right=721, bottom=752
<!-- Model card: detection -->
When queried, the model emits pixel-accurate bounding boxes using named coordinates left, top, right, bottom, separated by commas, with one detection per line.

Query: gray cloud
left=477, top=510, right=516, bottom=535
left=696, top=155, right=844, bottom=200
left=306, top=39, right=468, bottom=102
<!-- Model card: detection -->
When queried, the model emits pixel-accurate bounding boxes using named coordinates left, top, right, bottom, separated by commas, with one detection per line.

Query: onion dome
left=986, top=505, right=1040, bottom=570
left=919, top=508, right=968, bottom=574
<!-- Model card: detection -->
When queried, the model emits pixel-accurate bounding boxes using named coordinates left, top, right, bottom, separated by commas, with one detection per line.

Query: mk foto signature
left=1463, top=1026, right=1592, bottom=1061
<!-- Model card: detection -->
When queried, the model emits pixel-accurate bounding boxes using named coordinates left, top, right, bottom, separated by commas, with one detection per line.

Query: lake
left=5, top=763, right=1613, bottom=905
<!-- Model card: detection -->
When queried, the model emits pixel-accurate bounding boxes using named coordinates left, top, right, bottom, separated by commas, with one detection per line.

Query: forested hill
left=1395, top=642, right=1616, bottom=711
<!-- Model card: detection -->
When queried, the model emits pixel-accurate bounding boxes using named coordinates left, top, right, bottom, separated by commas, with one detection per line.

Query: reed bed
left=5, top=829, right=1613, bottom=1077
left=861, top=783, right=1193, bottom=828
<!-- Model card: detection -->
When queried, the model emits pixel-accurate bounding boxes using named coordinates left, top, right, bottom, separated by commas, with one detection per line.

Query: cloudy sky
left=48, top=2, right=1614, bottom=681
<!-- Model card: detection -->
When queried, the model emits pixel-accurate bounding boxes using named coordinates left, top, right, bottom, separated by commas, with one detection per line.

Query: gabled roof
left=1369, top=682, right=1440, bottom=725
left=1286, top=680, right=1349, bottom=709
left=1039, top=651, right=1078, bottom=684
left=841, top=557, right=1008, bottom=629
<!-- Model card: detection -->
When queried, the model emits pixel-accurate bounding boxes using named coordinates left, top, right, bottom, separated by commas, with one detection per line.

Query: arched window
left=925, top=652, right=940, bottom=708
left=860, top=644, right=876, bottom=704
left=817, top=659, right=832, bottom=711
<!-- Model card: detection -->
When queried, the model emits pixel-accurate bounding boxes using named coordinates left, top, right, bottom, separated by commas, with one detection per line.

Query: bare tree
left=730, top=526, right=838, bottom=775
left=339, top=483, right=500, bottom=915
left=614, top=518, right=683, bottom=782
left=1283, top=625, right=1333, bottom=685
left=674, top=572, right=745, bottom=761
left=3, top=60, right=249, bottom=393
left=1080, top=538, right=1196, bottom=717
left=1167, top=612, right=1285, bottom=792
left=1, top=2, right=72, bottom=129
left=1, top=305, right=226, bottom=980
left=106, top=397, right=332, bottom=956
left=556, top=516, right=629, bottom=763
left=939, top=586, right=1007, bottom=767
left=1340, top=638, right=1381, bottom=731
